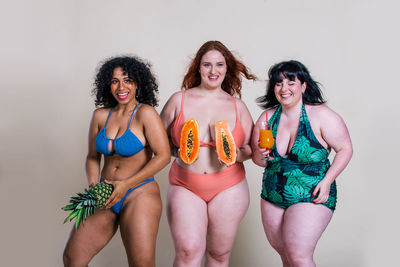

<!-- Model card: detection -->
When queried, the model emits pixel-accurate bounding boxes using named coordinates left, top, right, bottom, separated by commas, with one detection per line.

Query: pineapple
left=62, top=182, right=113, bottom=229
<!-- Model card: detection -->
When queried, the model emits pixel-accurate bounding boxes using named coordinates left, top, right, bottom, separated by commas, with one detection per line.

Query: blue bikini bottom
left=100, top=177, right=155, bottom=214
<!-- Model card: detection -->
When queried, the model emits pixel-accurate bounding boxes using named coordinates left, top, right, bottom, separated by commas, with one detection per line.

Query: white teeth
left=118, top=92, right=128, bottom=96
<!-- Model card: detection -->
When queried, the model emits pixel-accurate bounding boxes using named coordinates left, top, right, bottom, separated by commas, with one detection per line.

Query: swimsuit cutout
left=95, top=103, right=144, bottom=157
left=261, top=104, right=337, bottom=212
left=170, top=91, right=245, bottom=148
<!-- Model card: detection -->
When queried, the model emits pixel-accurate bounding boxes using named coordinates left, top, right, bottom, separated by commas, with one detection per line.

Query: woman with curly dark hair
left=63, top=56, right=170, bottom=267
left=252, top=60, right=352, bottom=267
left=161, top=41, right=256, bottom=266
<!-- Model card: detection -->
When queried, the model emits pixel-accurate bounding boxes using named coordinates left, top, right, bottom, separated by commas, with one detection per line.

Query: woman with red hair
left=161, top=41, right=256, bottom=266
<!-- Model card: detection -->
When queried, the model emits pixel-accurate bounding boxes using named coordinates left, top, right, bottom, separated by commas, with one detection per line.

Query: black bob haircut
left=93, top=56, right=159, bottom=108
left=257, top=60, right=326, bottom=109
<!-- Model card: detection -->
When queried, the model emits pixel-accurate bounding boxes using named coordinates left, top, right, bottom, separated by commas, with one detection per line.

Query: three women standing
left=63, top=47, right=352, bottom=267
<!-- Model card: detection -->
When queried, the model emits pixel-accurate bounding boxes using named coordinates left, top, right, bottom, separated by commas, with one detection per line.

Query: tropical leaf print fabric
left=261, top=105, right=337, bottom=212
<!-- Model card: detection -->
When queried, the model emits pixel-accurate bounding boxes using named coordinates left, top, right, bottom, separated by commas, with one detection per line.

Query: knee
left=128, top=254, right=155, bottom=267
left=175, top=242, right=204, bottom=263
left=206, top=248, right=231, bottom=264
left=285, top=247, right=314, bottom=266
left=63, top=248, right=85, bottom=267
left=63, top=245, right=93, bottom=267
left=62, top=249, right=72, bottom=267
left=269, top=239, right=286, bottom=256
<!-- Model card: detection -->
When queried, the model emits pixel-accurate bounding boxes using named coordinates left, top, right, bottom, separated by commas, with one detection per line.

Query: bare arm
left=160, top=92, right=180, bottom=157
left=251, top=111, right=271, bottom=167
left=85, top=109, right=102, bottom=187
left=312, top=106, right=353, bottom=204
left=125, top=105, right=171, bottom=185
left=235, top=99, right=254, bottom=162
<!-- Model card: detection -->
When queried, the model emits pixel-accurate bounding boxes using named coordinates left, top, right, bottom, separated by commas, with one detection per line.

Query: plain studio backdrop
left=0, top=0, right=398, bottom=266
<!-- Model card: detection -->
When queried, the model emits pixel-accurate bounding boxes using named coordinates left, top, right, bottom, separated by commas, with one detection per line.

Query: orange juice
left=259, top=129, right=274, bottom=149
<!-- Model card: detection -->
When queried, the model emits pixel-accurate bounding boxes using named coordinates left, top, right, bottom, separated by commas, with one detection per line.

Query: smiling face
left=274, top=75, right=306, bottom=107
left=199, top=50, right=227, bottom=90
left=110, top=67, right=137, bottom=105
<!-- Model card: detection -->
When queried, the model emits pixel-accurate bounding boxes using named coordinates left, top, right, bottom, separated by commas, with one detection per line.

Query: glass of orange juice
left=259, top=121, right=274, bottom=151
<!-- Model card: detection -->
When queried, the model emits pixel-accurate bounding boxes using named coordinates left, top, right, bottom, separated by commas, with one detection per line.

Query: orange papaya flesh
left=179, top=119, right=200, bottom=164
left=215, top=120, right=237, bottom=166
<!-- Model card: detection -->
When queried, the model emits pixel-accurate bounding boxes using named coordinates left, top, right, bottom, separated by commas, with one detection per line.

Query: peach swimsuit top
left=170, top=91, right=246, bottom=148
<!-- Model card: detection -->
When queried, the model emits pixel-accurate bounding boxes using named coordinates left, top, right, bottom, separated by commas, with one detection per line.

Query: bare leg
left=283, top=203, right=333, bottom=267
left=167, top=185, right=208, bottom=267
left=205, top=179, right=250, bottom=267
left=63, top=208, right=118, bottom=267
left=119, top=181, right=162, bottom=267
left=260, top=199, right=290, bottom=267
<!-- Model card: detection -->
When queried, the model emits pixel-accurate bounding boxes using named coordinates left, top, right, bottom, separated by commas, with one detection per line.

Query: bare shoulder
left=92, top=107, right=111, bottom=123
left=167, top=91, right=183, bottom=105
left=136, top=104, right=159, bottom=120
left=307, top=104, right=344, bottom=125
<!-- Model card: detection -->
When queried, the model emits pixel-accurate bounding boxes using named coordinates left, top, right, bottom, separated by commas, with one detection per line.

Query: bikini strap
left=104, top=108, right=113, bottom=127
left=180, top=90, right=185, bottom=112
left=128, top=102, right=141, bottom=128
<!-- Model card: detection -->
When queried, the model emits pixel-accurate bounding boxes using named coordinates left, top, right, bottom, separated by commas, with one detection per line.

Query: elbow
left=160, top=151, right=172, bottom=168
left=348, top=145, right=353, bottom=161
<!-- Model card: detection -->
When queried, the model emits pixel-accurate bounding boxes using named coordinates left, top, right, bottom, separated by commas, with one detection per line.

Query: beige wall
left=1, top=0, right=398, bottom=266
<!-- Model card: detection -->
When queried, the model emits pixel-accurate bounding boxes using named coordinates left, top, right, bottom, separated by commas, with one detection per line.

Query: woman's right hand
left=258, top=147, right=272, bottom=161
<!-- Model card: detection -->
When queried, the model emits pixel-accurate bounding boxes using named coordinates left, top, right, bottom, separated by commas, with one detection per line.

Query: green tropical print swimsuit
left=261, top=104, right=337, bottom=212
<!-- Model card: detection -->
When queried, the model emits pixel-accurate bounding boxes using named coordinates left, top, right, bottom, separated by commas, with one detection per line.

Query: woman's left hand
left=312, top=179, right=332, bottom=204
left=235, top=145, right=252, bottom=163
left=103, top=179, right=130, bottom=208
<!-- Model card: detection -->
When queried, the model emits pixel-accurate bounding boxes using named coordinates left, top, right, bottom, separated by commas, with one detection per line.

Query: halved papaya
left=215, top=120, right=237, bottom=166
left=179, top=119, right=200, bottom=164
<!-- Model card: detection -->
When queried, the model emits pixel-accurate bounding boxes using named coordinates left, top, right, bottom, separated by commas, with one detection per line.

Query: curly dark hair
left=257, top=60, right=326, bottom=109
left=93, top=56, right=159, bottom=107
left=181, top=40, right=257, bottom=98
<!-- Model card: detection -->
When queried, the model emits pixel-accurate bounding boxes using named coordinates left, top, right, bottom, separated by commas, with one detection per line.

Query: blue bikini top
left=95, top=103, right=144, bottom=157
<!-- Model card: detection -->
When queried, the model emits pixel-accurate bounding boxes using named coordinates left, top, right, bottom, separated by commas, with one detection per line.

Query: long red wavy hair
left=181, top=41, right=256, bottom=98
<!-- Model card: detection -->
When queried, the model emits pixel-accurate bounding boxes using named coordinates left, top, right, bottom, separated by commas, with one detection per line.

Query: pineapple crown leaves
left=61, top=182, right=113, bottom=230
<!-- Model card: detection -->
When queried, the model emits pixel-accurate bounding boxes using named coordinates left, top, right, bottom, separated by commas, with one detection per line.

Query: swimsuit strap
left=104, top=108, right=114, bottom=127
left=180, top=90, right=185, bottom=111
left=127, top=102, right=141, bottom=128
left=232, top=96, right=239, bottom=120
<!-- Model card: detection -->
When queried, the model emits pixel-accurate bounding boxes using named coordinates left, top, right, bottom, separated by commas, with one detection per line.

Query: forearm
left=236, top=145, right=252, bottom=162
left=125, top=152, right=171, bottom=187
left=324, top=147, right=353, bottom=183
left=252, top=152, right=267, bottom=167
left=85, top=156, right=101, bottom=187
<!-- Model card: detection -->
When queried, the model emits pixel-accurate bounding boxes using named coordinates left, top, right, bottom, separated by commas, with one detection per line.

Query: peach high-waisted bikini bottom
left=168, top=160, right=246, bottom=202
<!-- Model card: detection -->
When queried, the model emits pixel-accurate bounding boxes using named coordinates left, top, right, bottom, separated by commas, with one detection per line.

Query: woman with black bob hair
left=63, top=56, right=170, bottom=267
left=252, top=60, right=353, bottom=267
left=257, top=60, right=325, bottom=108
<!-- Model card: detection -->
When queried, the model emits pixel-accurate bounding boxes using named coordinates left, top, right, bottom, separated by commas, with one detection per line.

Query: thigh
left=206, top=179, right=249, bottom=252
left=167, top=184, right=208, bottom=251
left=282, top=203, right=333, bottom=254
left=118, top=181, right=162, bottom=267
left=260, top=199, right=286, bottom=250
left=64, top=208, right=118, bottom=264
